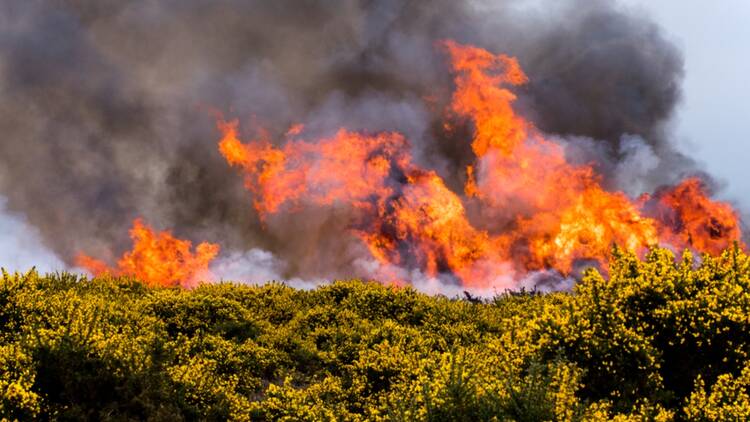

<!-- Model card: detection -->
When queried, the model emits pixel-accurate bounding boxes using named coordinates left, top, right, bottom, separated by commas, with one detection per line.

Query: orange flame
left=76, top=218, right=219, bottom=288
left=444, top=40, right=529, bottom=157
left=219, top=120, right=511, bottom=288
left=218, top=40, right=744, bottom=288
left=218, top=120, right=409, bottom=217
left=644, top=178, right=743, bottom=255
left=443, top=40, right=661, bottom=273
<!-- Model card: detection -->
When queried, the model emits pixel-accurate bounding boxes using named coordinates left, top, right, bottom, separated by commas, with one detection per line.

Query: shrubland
left=2, top=246, right=750, bottom=420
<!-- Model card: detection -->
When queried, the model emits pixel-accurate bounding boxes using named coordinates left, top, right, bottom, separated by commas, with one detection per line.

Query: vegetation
left=2, top=246, right=750, bottom=420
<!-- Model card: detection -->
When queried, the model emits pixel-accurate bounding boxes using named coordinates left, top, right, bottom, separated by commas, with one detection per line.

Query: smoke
left=210, top=248, right=323, bottom=290
left=0, top=0, right=700, bottom=286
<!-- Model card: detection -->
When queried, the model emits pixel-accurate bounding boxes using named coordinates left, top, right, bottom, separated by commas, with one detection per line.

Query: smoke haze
left=0, top=0, right=712, bottom=287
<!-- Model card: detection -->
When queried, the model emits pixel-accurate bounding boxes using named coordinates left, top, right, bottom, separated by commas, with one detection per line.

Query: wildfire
left=644, top=178, right=743, bottom=255
left=218, top=120, right=410, bottom=217
left=444, top=40, right=662, bottom=273
left=76, top=219, right=219, bottom=288
left=218, top=115, right=509, bottom=288
left=443, top=40, right=529, bottom=157
left=217, top=40, right=744, bottom=289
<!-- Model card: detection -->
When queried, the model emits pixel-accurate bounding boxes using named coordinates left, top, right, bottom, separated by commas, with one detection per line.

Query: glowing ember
left=218, top=40, right=743, bottom=289
left=77, top=219, right=219, bottom=288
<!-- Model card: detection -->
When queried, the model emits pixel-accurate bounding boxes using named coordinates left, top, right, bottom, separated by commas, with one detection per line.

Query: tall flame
left=76, top=219, right=219, bottom=288
left=217, top=40, right=744, bottom=289
left=444, top=40, right=661, bottom=272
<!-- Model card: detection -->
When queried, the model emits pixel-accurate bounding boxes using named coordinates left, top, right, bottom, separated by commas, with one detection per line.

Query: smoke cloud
left=0, top=0, right=704, bottom=289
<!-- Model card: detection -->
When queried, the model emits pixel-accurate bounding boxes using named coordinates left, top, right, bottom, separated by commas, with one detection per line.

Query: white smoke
left=353, top=257, right=518, bottom=298
left=211, top=248, right=324, bottom=290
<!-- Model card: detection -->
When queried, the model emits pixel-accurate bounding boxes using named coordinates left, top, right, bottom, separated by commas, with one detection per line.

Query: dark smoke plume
left=0, top=0, right=693, bottom=282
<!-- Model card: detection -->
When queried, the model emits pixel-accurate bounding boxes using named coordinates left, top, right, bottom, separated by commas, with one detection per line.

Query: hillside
left=2, top=247, right=750, bottom=421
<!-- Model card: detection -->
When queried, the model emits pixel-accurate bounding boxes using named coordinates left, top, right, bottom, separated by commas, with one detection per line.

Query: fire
left=443, top=40, right=529, bottom=157
left=218, top=120, right=409, bottom=217
left=76, top=219, right=219, bottom=288
left=218, top=118, right=510, bottom=288
left=443, top=40, right=660, bottom=272
left=644, top=178, right=743, bottom=255
left=355, top=170, right=509, bottom=288
left=217, top=40, right=743, bottom=288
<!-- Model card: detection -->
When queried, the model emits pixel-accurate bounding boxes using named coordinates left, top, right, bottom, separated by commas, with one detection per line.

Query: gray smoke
left=0, top=0, right=694, bottom=283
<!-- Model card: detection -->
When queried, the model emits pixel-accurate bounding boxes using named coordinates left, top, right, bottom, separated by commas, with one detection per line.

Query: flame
left=76, top=219, right=219, bottom=288
left=644, top=178, right=743, bottom=255
left=444, top=40, right=529, bottom=157
left=443, top=40, right=661, bottom=272
left=217, top=40, right=744, bottom=289
left=219, top=120, right=511, bottom=288
left=354, top=170, right=509, bottom=288
left=218, top=120, right=410, bottom=217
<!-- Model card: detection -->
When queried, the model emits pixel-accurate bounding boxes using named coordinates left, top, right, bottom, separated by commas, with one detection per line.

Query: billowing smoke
left=0, top=0, right=710, bottom=288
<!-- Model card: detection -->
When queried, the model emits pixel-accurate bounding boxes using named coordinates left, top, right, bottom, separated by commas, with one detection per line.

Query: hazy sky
left=622, top=0, right=750, bottom=208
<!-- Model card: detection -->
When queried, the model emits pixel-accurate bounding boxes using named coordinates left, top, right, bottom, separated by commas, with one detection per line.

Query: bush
left=1, top=246, right=750, bottom=420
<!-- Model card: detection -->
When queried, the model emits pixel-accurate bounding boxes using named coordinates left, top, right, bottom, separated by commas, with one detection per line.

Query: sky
left=622, top=0, right=750, bottom=208
left=0, top=197, right=65, bottom=273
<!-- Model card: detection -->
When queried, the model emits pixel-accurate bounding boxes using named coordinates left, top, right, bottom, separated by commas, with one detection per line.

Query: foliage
left=1, top=246, right=750, bottom=420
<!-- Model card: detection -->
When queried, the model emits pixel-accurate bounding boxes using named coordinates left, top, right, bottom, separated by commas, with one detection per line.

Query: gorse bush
left=1, top=246, right=750, bottom=420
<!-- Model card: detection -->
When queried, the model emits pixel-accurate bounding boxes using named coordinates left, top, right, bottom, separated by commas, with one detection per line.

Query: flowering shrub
left=1, top=246, right=749, bottom=420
